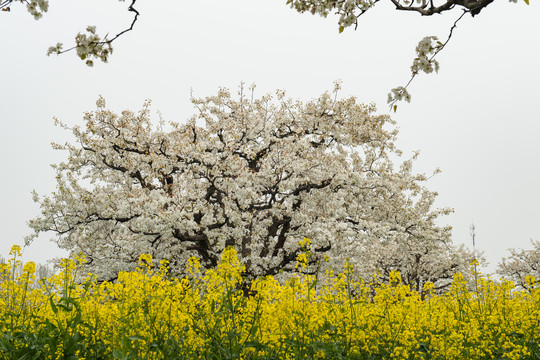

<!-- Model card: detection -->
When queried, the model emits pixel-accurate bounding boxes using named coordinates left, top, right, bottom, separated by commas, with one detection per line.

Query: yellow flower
left=295, top=252, right=308, bottom=269
left=423, top=281, right=434, bottom=292
left=1, top=243, right=539, bottom=360
left=9, top=244, right=22, bottom=257
left=298, top=237, right=311, bottom=247
left=22, top=261, right=36, bottom=275
left=138, top=253, right=153, bottom=269
left=389, top=270, right=401, bottom=286
left=524, top=275, right=536, bottom=288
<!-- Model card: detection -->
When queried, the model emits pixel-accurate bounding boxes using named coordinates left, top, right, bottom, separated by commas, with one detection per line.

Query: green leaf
left=524, top=0, right=529, bottom=4
left=244, top=340, right=265, bottom=350
left=49, top=296, right=58, bottom=314
left=339, top=26, right=344, bottom=34
left=2, top=333, right=14, bottom=341
left=129, top=335, right=146, bottom=341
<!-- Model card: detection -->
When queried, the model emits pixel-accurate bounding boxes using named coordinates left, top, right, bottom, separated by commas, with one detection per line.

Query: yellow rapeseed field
left=0, top=243, right=538, bottom=360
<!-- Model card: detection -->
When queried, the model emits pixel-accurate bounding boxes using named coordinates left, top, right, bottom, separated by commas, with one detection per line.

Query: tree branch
left=50, top=0, right=140, bottom=65
left=388, top=9, right=469, bottom=110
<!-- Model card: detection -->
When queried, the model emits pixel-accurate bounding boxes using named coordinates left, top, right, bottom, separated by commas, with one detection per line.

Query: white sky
left=0, top=0, right=538, bottom=275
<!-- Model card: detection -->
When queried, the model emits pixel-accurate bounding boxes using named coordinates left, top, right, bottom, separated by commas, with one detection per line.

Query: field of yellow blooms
left=1, top=244, right=539, bottom=360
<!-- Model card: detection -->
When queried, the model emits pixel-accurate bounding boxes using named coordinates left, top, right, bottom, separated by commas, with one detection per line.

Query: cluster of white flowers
left=25, top=0, right=48, bottom=20
left=411, top=36, right=441, bottom=75
left=96, top=95, right=106, bottom=108
left=386, top=36, right=441, bottom=109
left=28, top=86, right=464, bottom=283
left=75, top=26, right=112, bottom=66
left=47, top=26, right=112, bottom=66
left=287, top=0, right=376, bottom=31
left=387, top=86, right=411, bottom=105
left=46, top=42, right=63, bottom=56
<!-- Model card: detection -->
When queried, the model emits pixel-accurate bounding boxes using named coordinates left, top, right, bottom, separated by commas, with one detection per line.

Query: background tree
left=26, top=85, right=465, bottom=283
left=0, top=251, right=54, bottom=285
left=498, top=240, right=539, bottom=288
left=357, top=235, right=479, bottom=297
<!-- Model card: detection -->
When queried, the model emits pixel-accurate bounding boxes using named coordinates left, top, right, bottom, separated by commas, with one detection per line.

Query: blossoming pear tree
left=498, top=240, right=540, bottom=289
left=27, top=84, right=464, bottom=284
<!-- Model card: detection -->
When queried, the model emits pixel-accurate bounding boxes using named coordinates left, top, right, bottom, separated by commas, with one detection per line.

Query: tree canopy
left=26, top=85, right=469, bottom=291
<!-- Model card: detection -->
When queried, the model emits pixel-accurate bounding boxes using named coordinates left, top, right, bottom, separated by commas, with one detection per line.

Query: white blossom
left=410, top=36, right=441, bottom=75
left=387, top=86, right=411, bottom=104
left=24, top=0, right=48, bottom=20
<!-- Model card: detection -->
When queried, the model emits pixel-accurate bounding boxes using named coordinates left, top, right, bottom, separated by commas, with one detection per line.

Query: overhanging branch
left=53, top=0, right=140, bottom=61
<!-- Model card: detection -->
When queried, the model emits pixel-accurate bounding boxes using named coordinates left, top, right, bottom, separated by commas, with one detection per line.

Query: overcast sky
left=0, top=0, right=538, bottom=275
